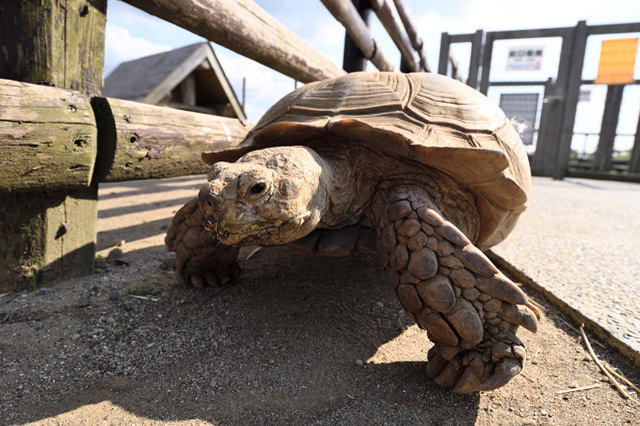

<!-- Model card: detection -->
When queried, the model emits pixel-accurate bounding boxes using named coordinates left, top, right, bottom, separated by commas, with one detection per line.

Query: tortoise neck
left=313, top=152, right=363, bottom=228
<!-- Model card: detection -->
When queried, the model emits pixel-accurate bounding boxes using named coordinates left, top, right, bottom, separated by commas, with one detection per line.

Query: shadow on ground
left=1, top=248, right=482, bottom=424
left=2, top=176, right=639, bottom=424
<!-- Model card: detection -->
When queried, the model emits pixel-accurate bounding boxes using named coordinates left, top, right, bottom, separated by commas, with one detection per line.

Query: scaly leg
left=376, top=187, right=538, bottom=393
left=165, top=198, right=240, bottom=287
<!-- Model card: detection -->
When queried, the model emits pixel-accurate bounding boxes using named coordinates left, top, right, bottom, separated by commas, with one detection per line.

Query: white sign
left=506, top=46, right=544, bottom=71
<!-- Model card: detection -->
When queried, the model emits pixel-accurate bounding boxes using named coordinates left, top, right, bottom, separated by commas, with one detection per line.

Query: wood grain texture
left=93, top=97, right=252, bottom=182
left=0, top=79, right=97, bottom=192
left=123, top=0, right=345, bottom=83
left=370, top=0, right=418, bottom=71
left=321, top=0, right=396, bottom=72
left=0, top=0, right=106, bottom=96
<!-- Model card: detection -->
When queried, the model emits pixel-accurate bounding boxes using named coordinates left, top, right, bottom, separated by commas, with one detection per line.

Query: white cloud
left=104, top=22, right=172, bottom=76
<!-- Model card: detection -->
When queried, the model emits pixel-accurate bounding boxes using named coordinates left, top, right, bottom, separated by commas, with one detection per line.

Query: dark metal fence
left=439, top=21, right=640, bottom=181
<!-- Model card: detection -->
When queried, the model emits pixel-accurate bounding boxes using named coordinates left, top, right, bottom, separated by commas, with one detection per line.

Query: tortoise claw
left=166, top=198, right=241, bottom=287
left=479, top=357, right=522, bottom=391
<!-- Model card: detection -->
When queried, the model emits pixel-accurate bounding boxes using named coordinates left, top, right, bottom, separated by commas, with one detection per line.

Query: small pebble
left=71, top=334, right=81, bottom=341
left=355, top=359, right=364, bottom=367
left=109, top=292, right=119, bottom=301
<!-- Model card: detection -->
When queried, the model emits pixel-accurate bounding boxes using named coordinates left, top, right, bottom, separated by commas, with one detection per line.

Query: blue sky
left=104, top=0, right=640, bottom=154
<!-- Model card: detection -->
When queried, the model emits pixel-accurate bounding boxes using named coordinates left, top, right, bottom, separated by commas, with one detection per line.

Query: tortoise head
left=199, top=146, right=328, bottom=246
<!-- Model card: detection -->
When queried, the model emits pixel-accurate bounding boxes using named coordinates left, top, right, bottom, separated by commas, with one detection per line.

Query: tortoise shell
left=202, top=72, right=531, bottom=248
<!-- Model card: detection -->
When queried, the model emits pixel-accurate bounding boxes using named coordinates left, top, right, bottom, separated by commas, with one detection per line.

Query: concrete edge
left=487, top=250, right=640, bottom=368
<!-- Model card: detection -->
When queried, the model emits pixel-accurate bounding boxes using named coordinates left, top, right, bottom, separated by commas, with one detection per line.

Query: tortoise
left=165, top=72, right=539, bottom=393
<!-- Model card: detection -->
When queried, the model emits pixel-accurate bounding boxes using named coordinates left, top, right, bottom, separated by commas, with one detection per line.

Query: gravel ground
left=492, top=177, right=640, bottom=361
left=1, top=176, right=639, bottom=424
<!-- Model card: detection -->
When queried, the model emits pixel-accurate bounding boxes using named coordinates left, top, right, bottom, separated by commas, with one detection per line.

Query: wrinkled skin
left=198, top=147, right=330, bottom=246
left=166, top=145, right=538, bottom=393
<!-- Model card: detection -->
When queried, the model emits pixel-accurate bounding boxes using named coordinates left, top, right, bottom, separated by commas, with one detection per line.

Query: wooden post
left=0, top=0, right=106, bottom=290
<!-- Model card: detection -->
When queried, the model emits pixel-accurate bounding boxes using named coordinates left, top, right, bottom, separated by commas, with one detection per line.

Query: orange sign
left=596, top=38, right=638, bottom=85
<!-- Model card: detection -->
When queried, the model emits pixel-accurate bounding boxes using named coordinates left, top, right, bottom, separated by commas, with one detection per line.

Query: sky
left=104, top=0, right=640, bottom=154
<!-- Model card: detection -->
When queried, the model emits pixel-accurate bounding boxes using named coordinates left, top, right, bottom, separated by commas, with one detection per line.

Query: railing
left=0, top=0, right=430, bottom=288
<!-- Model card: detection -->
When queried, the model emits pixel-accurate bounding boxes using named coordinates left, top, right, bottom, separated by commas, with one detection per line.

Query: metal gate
left=438, top=21, right=640, bottom=181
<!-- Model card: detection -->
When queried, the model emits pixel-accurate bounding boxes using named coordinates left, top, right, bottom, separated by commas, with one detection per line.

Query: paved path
left=492, top=176, right=640, bottom=362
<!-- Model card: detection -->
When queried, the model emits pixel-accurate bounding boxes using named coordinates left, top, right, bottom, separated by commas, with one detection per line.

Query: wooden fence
left=0, top=0, right=430, bottom=289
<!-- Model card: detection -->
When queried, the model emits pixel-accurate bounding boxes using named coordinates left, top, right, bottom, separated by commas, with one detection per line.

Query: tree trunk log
left=93, top=97, right=252, bottom=182
left=323, top=0, right=396, bottom=72
left=0, top=79, right=97, bottom=192
left=369, top=0, right=418, bottom=72
left=123, top=0, right=345, bottom=83
left=393, top=0, right=429, bottom=71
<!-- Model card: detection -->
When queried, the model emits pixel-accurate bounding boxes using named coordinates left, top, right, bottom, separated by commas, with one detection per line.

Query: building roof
left=104, top=42, right=246, bottom=121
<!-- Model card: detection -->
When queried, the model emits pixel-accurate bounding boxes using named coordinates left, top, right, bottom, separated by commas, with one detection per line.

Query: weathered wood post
left=0, top=0, right=106, bottom=289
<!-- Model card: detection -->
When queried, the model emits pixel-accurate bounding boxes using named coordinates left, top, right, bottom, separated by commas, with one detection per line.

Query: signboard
left=506, top=46, right=544, bottom=71
left=596, top=38, right=638, bottom=85
left=499, top=93, right=539, bottom=146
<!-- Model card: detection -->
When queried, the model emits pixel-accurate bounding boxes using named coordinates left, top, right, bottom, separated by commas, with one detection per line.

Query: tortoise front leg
left=165, top=198, right=240, bottom=287
left=376, top=187, right=538, bottom=393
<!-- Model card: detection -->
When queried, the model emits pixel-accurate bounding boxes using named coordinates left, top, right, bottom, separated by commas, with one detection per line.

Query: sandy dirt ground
left=1, top=176, right=639, bottom=425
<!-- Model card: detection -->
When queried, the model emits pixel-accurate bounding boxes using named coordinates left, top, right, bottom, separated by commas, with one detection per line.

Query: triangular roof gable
left=105, top=43, right=201, bottom=102
left=105, top=42, right=246, bottom=121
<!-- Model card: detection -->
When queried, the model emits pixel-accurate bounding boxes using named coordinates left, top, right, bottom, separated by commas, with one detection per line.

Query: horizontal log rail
left=393, top=0, right=430, bottom=71
left=369, top=0, right=419, bottom=72
left=321, top=0, right=396, bottom=71
left=0, top=79, right=97, bottom=192
left=0, top=79, right=252, bottom=192
left=122, top=0, right=345, bottom=83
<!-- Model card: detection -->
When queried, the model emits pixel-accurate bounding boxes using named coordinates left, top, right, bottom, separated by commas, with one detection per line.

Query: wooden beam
left=369, top=0, right=418, bottom=72
left=393, top=0, right=429, bottom=71
left=0, top=80, right=253, bottom=187
left=0, top=79, right=97, bottom=192
left=92, top=97, right=252, bottom=182
left=322, top=0, right=395, bottom=72
left=123, top=0, right=345, bottom=83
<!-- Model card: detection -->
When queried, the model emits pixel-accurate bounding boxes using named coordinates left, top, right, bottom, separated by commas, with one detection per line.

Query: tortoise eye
left=250, top=182, right=266, bottom=194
